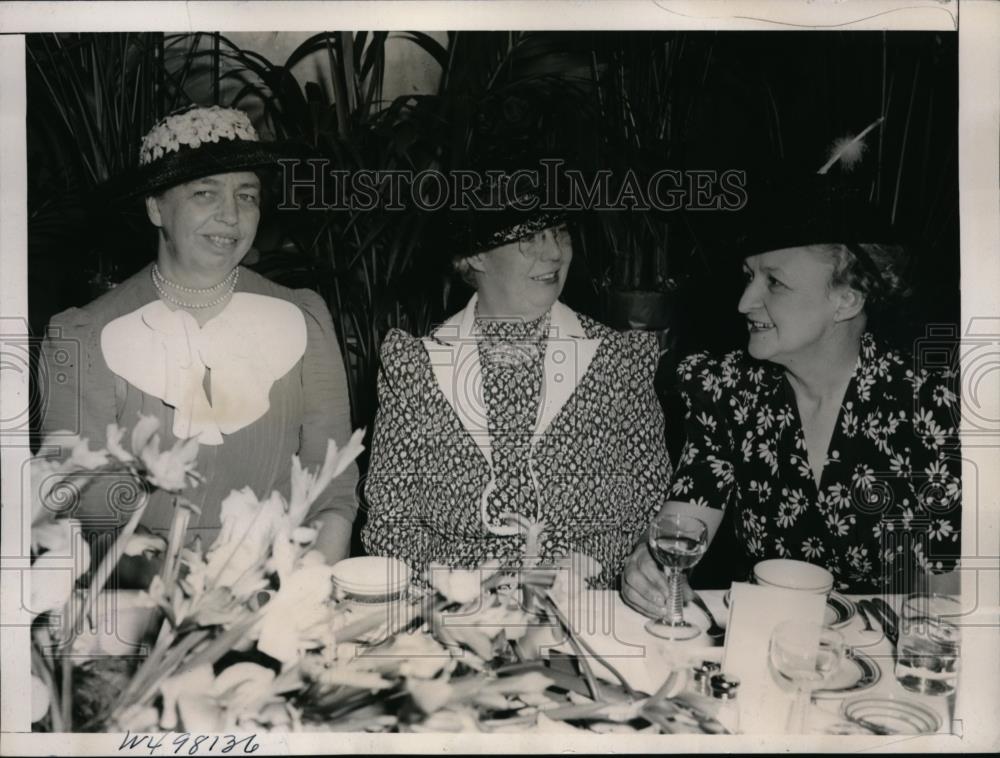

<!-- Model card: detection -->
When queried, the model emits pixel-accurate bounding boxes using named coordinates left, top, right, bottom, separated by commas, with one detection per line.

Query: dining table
left=556, top=588, right=958, bottom=735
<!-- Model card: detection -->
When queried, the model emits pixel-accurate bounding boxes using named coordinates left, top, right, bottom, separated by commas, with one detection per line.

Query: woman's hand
left=622, top=501, right=721, bottom=617
left=312, top=511, right=353, bottom=564
left=621, top=541, right=693, bottom=618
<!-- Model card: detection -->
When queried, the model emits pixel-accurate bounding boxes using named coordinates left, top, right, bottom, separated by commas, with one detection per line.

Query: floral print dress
left=362, top=305, right=672, bottom=588
left=672, top=332, right=961, bottom=592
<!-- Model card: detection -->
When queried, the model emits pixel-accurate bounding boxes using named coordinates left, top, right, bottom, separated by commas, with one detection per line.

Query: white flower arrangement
left=139, top=106, right=259, bottom=165
left=29, top=417, right=203, bottom=730
left=30, top=419, right=724, bottom=735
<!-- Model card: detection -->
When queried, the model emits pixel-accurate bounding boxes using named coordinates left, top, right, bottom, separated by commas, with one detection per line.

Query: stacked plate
left=722, top=589, right=856, bottom=629
left=331, top=556, right=411, bottom=604
left=813, top=649, right=881, bottom=698
left=842, top=696, right=942, bottom=735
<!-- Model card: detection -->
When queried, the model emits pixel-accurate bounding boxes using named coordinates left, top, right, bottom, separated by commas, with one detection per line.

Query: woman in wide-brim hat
left=362, top=180, right=673, bottom=588
left=39, top=105, right=359, bottom=574
left=622, top=166, right=962, bottom=613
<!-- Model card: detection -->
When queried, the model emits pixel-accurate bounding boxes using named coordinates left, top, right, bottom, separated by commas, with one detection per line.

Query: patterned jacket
left=362, top=295, right=672, bottom=587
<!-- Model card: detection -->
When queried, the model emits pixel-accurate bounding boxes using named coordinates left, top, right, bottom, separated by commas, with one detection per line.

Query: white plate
left=824, top=592, right=856, bottom=629
left=842, top=696, right=942, bottom=735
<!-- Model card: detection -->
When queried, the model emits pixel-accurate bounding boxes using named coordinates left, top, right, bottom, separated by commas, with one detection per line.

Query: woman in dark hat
left=39, top=105, right=358, bottom=569
left=622, top=174, right=962, bottom=611
left=362, top=186, right=672, bottom=587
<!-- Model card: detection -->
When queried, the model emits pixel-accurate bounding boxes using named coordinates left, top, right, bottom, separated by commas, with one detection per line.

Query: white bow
left=101, top=294, right=307, bottom=445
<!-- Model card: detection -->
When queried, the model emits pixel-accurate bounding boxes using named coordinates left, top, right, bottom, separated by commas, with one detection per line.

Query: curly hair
left=822, top=242, right=913, bottom=309
left=452, top=254, right=478, bottom=288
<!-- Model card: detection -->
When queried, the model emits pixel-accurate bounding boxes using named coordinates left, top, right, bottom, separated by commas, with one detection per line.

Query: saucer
left=723, top=589, right=855, bottom=629
left=824, top=592, right=856, bottom=629
left=842, top=696, right=942, bottom=735
left=813, top=649, right=881, bottom=698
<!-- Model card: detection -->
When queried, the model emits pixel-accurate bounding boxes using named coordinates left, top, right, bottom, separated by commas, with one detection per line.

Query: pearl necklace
left=153, top=263, right=236, bottom=293
left=152, top=265, right=239, bottom=309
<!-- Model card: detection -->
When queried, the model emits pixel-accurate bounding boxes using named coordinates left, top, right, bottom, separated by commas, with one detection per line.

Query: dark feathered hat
left=730, top=173, right=900, bottom=256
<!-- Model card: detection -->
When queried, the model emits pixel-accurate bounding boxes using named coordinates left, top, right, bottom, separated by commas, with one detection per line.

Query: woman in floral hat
left=39, top=105, right=358, bottom=571
left=622, top=174, right=962, bottom=610
left=362, top=184, right=672, bottom=588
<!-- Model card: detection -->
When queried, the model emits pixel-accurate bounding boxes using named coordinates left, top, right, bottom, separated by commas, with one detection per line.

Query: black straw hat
left=449, top=171, right=571, bottom=256
left=103, top=105, right=302, bottom=201
left=730, top=172, right=901, bottom=260
left=719, top=117, right=911, bottom=259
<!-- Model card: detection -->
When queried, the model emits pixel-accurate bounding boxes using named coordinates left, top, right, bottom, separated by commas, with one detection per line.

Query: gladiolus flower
left=427, top=563, right=489, bottom=606
left=140, top=436, right=200, bottom=492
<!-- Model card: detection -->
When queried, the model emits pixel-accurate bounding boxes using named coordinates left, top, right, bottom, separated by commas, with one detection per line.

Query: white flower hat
left=107, top=104, right=302, bottom=199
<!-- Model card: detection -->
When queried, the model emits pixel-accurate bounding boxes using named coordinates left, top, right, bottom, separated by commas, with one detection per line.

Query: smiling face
left=146, top=171, right=261, bottom=284
left=738, top=246, right=859, bottom=366
left=471, top=224, right=573, bottom=320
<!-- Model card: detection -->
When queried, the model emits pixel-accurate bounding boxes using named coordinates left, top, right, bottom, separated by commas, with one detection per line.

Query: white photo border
left=1, top=1, right=996, bottom=754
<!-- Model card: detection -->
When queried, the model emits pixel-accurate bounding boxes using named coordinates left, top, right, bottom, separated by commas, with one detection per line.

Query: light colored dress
left=39, top=263, right=358, bottom=543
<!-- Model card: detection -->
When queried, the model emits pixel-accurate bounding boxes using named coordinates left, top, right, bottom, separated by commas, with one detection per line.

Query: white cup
left=331, top=556, right=411, bottom=604
left=753, top=559, right=834, bottom=595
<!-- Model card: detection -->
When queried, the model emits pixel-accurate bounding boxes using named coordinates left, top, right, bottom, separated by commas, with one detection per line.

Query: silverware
left=869, top=597, right=900, bottom=647
left=856, top=601, right=875, bottom=632
left=690, top=592, right=725, bottom=639
left=853, top=718, right=894, bottom=736
left=857, top=599, right=881, bottom=631
left=861, top=598, right=898, bottom=648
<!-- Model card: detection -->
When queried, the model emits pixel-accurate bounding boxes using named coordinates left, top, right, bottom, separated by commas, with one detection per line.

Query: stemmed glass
left=643, top=514, right=709, bottom=641
left=768, top=620, right=845, bottom=733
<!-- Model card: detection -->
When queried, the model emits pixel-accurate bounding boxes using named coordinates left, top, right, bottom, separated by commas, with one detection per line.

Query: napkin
left=722, top=582, right=826, bottom=733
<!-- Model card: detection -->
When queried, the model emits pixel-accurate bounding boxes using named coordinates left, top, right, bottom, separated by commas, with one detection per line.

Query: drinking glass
left=895, top=593, right=961, bottom=696
left=644, top=514, right=708, bottom=641
left=768, top=620, right=845, bottom=733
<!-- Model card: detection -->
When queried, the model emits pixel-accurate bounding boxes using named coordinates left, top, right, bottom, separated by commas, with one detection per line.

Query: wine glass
left=768, top=620, right=845, bottom=733
left=644, top=514, right=709, bottom=641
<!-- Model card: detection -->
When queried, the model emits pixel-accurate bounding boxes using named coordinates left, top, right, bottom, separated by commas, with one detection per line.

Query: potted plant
left=26, top=33, right=214, bottom=304
left=582, top=33, right=715, bottom=334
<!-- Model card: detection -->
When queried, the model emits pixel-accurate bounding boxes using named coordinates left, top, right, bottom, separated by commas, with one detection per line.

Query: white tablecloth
left=564, top=590, right=955, bottom=735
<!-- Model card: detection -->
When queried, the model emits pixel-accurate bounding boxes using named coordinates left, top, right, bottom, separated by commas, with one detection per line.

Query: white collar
left=423, top=294, right=600, bottom=466
left=101, top=293, right=307, bottom=445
